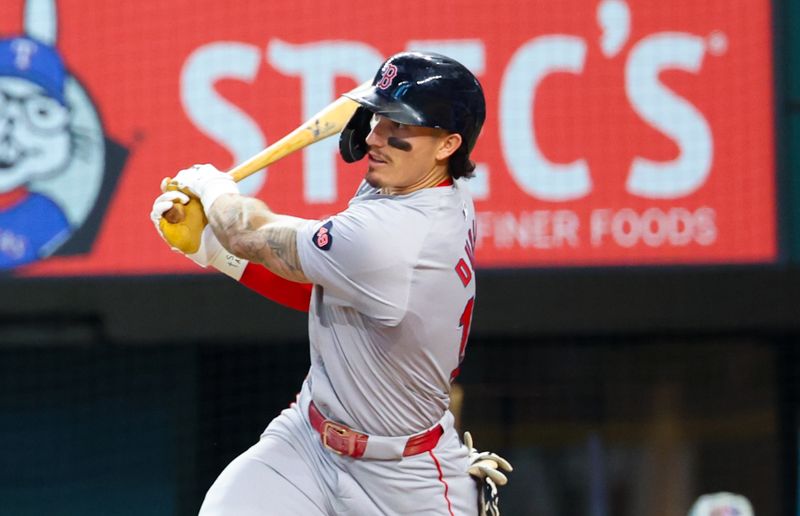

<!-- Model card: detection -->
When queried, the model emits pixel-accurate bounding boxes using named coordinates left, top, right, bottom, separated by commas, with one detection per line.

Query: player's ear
left=436, top=133, right=462, bottom=161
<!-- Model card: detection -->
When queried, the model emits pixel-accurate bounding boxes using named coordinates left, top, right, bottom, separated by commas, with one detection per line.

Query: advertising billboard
left=0, top=0, right=777, bottom=276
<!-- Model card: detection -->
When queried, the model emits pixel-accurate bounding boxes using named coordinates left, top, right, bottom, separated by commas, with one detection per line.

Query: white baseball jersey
left=199, top=179, right=480, bottom=516
left=296, top=179, right=477, bottom=437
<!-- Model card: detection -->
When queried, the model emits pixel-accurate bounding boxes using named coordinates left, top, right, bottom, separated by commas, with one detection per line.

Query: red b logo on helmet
left=377, top=63, right=398, bottom=90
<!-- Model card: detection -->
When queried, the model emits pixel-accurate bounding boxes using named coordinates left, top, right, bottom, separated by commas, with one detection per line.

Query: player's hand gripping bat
left=159, top=82, right=368, bottom=254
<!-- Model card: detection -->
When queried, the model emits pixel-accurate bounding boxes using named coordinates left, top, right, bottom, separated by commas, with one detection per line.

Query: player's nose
left=365, top=119, right=388, bottom=148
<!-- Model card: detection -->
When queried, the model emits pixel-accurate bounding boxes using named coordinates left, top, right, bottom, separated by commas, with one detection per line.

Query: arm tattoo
left=264, top=225, right=303, bottom=272
left=208, top=195, right=309, bottom=282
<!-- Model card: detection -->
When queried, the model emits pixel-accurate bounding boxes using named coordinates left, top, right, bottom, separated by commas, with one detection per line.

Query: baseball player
left=151, top=51, right=511, bottom=515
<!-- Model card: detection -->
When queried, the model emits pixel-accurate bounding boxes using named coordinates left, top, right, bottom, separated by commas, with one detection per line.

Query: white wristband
left=200, top=178, right=240, bottom=216
left=210, top=251, right=249, bottom=280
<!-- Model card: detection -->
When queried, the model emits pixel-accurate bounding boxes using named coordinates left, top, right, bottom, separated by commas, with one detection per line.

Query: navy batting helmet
left=339, top=51, right=486, bottom=177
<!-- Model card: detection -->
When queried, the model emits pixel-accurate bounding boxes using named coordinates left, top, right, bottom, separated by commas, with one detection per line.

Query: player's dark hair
left=448, top=149, right=476, bottom=180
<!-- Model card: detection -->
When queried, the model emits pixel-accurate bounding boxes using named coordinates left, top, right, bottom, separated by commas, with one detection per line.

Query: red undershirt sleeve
left=239, top=262, right=312, bottom=312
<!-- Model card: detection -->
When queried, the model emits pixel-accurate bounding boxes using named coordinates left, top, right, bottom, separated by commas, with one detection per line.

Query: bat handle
left=161, top=179, right=187, bottom=224
left=163, top=203, right=186, bottom=224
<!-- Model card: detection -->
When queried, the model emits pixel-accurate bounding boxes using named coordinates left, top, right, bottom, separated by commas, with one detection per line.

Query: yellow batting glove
left=152, top=180, right=207, bottom=254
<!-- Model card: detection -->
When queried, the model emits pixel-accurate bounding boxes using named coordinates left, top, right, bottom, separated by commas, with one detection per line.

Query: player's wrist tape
left=199, top=178, right=239, bottom=216
left=209, top=250, right=249, bottom=280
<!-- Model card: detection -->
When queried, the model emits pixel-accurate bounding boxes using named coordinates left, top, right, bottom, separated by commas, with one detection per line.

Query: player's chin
left=364, top=169, right=384, bottom=188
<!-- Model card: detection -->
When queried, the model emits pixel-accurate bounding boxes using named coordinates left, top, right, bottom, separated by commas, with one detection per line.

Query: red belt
left=308, top=401, right=443, bottom=459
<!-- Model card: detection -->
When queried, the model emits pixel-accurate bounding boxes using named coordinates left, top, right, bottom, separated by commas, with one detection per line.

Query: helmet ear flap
left=339, top=107, right=373, bottom=163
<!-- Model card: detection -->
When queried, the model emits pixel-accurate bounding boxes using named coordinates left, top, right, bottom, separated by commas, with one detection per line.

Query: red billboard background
left=0, top=0, right=776, bottom=276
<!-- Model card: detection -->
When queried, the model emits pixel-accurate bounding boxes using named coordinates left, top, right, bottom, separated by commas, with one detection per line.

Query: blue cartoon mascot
left=0, top=36, right=72, bottom=269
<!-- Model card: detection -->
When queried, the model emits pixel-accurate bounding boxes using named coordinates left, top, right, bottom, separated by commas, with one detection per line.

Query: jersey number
left=450, top=296, right=475, bottom=382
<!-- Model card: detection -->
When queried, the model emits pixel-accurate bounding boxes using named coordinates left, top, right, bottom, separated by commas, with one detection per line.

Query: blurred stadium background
left=0, top=0, right=798, bottom=514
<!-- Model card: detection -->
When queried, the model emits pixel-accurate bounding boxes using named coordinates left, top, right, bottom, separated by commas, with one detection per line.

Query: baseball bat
left=162, top=80, right=369, bottom=223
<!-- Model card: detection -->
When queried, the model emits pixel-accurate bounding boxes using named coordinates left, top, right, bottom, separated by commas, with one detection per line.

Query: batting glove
left=151, top=189, right=191, bottom=245
left=151, top=190, right=221, bottom=267
left=464, top=431, right=513, bottom=516
left=150, top=190, right=224, bottom=268
left=172, top=163, right=239, bottom=215
left=151, top=190, right=249, bottom=279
